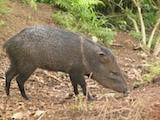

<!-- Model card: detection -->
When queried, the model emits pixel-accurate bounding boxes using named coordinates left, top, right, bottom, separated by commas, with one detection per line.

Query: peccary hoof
left=5, top=87, right=10, bottom=96
left=6, top=91, right=10, bottom=96
left=123, top=90, right=130, bottom=97
left=22, top=95, right=30, bottom=100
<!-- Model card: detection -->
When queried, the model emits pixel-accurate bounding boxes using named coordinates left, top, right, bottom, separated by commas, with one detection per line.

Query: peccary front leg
left=5, top=65, right=17, bottom=96
left=78, top=78, right=93, bottom=100
left=16, top=65, right=35, bottom=100
left=69, top=72, right=92, bottom=100
left=69, top=76, right=79, bottom=95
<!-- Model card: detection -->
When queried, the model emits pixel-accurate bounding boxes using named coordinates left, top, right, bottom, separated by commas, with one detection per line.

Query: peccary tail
left=3, top=29, right=25, bottom=50
left=3, top=37, right=15, bottom=59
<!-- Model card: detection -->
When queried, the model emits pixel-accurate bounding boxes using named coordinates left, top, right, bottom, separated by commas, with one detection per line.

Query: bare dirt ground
left=0, top=0, right=160, bottom=120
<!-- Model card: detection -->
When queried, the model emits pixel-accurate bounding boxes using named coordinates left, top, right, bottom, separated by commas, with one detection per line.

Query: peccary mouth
left=97, top=77, right=128, bottom=94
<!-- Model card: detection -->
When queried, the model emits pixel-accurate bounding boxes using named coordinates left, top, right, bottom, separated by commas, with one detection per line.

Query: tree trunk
left=153, top=34, right=160, bottom=56
left=132, top=0, right=146, bottom=45
left=128, top=15, right=140, bottom=32
left=148, top=17, right=160, bottom=49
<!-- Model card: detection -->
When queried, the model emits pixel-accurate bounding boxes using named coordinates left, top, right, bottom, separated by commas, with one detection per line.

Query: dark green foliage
left=22, top=0, right=160, bottom=32
left=130, top=31, right=143, bottom=42
left=131, top=31, right=158, bottom=49
left=36, top=0, right=51, bottom=3
left=22, top=0, right=159, bottom=46
left=97, top=0, right=159, bottom=31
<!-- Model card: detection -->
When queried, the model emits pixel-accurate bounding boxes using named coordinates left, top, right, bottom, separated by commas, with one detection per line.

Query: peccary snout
left=4, top=25, right=128, bottom=100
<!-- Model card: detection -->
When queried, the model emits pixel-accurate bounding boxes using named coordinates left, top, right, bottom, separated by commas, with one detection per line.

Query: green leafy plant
left=98, top=0, right=159, bottom=31
left=53, top=11, right=76, bottom=31
left=143, top=61, right=160, bottom=82
left=130, top=31, right=143, bottom=41
left=131, top=31, right=158, bottom=49
left=52, top=0, right=115, bottom=44
left=36, top=0, right=51, bottom=3
left=133, top=59, right=160, bottom=88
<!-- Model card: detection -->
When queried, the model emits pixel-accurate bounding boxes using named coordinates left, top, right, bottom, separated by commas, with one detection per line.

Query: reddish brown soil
left=0, top=0, right=159, bottom=120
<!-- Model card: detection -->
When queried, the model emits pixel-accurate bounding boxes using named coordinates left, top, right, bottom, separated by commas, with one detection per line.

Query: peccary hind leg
left=69, top=72, right=93, bottom=100
left=5, top=65, right=17, bottom=96
left=16, top=65, right=35, bottom=100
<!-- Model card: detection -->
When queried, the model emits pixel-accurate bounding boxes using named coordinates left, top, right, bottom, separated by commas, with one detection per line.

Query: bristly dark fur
left=4, top=25, right=128, bottom=100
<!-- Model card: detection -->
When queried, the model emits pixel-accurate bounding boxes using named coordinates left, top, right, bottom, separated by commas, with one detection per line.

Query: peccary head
left=91, top=46, right=128, bottom=93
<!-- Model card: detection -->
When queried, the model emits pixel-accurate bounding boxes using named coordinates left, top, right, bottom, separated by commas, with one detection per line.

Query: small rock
left=34, top=110, right=45, bottom=118
left=12, top=112, right=27, bottom=119
left=64, top=93, right=74, bottom=99
left=141, top=52, right=148, bottom=59
left=92, top=36, right=98, bottom=43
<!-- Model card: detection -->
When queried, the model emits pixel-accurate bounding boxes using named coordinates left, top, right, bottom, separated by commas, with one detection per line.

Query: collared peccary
left=4, top=25, right=128, bottom=100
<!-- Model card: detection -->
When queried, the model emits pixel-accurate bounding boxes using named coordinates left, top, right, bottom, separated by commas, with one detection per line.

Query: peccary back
left=4, top=25, right=128, bottom=99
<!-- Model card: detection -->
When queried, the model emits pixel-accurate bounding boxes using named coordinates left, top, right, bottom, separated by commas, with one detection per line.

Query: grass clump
left=131, top=31, right=158, bottom=49
left=22, top=0, right=37, bottom=10
left=142, top=60, right=160, bottom=82
left=70, top=95, right=93, bottom=111
left=0, top=0, right=9, bottom=14
left=0, top=0, right=10, bottom=28
left=0, top=20, right=5, bottom=27
left=133, top=60, right=160, bottom=88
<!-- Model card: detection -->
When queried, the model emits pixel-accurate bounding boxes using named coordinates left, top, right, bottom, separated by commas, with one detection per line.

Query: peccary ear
left=98, top=52, right=111, bottom=63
